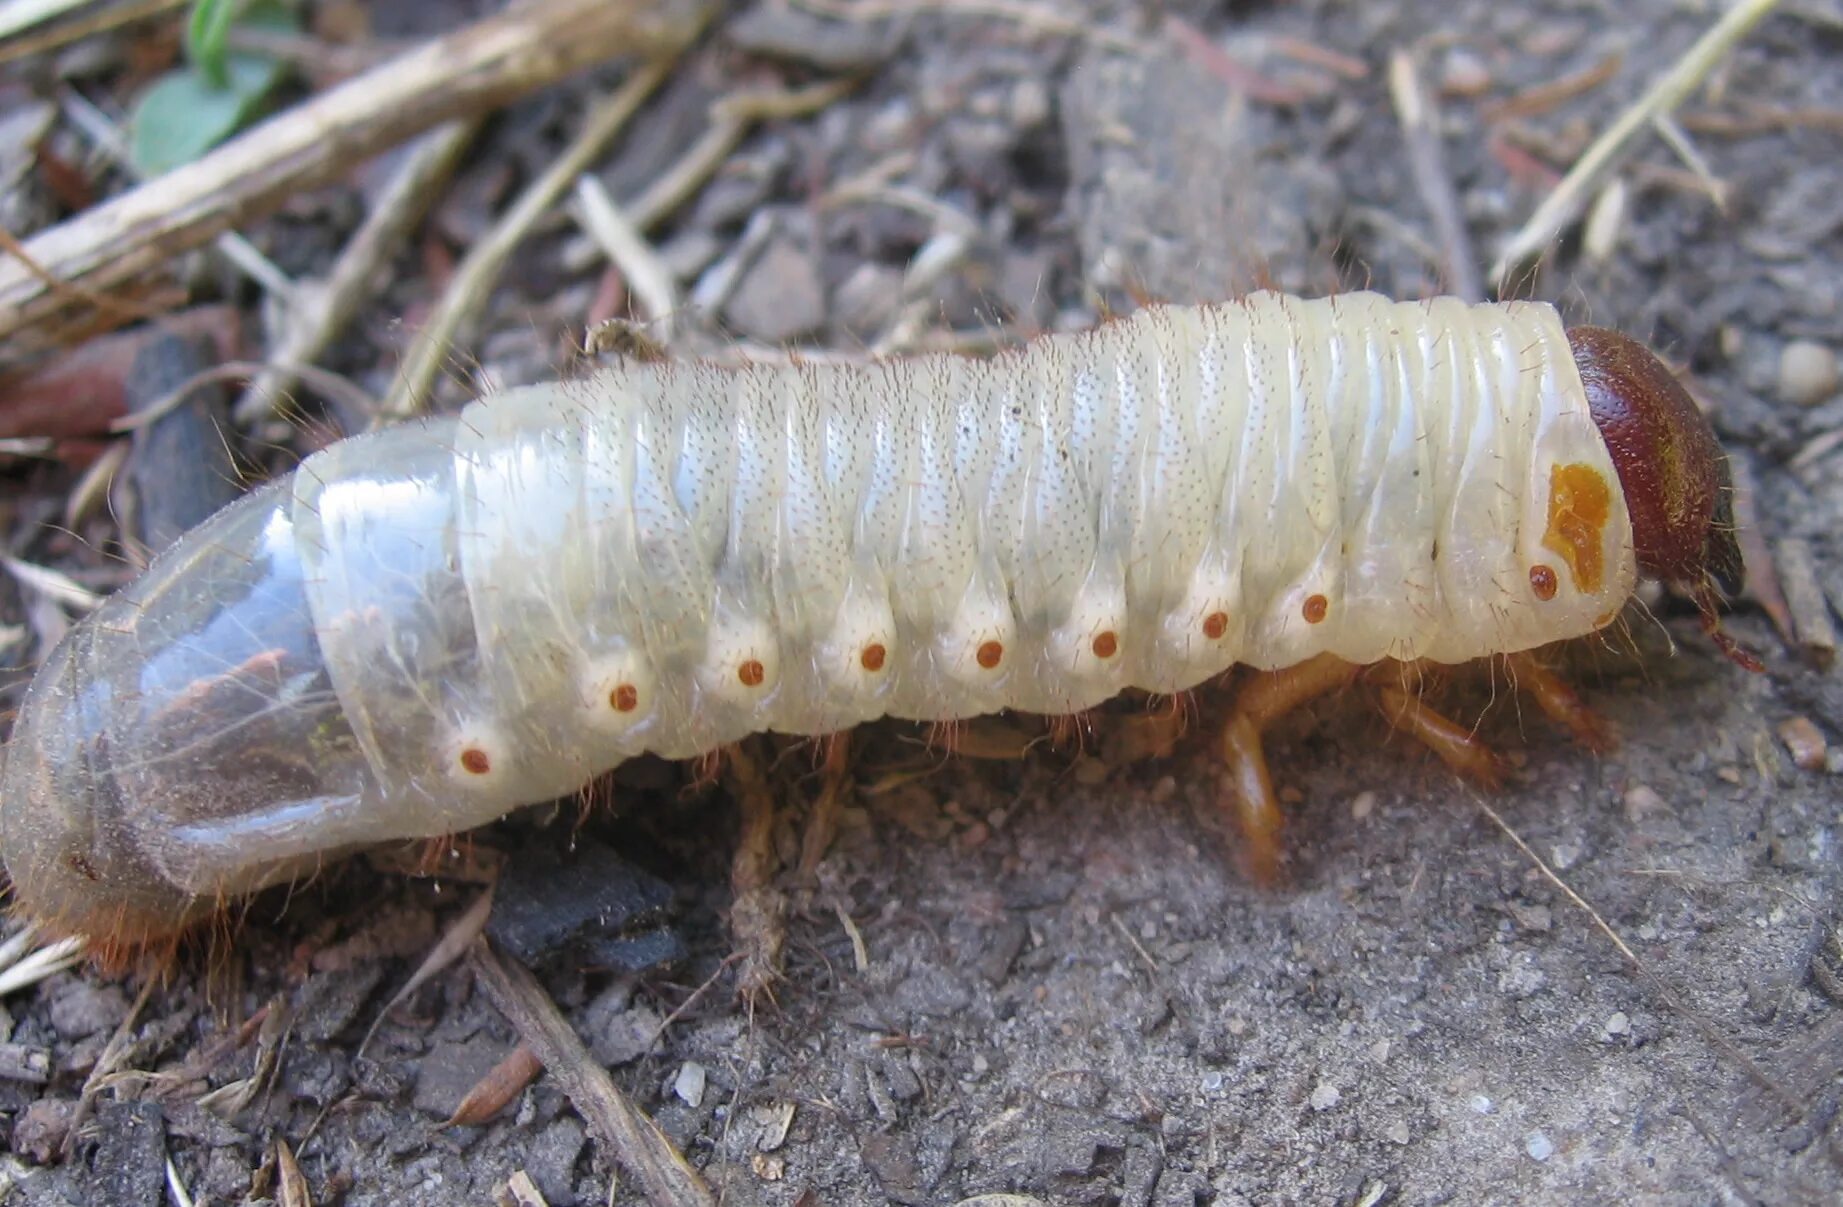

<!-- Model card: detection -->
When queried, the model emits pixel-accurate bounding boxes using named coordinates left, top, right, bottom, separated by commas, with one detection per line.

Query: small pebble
left=1525, top=1132, right=1555, bottom=1162
left=673, top=1061, right=707, bottom=1108
left=1778, top=340, right=1840, bottom=407
left=1009, top=77, right=1052, bottom=129
left=1385, top=1120, right=1411, bottom=1145
left=1440, top=48, right=1492, bottom=96
left=1622, top=783, right=1669, bottom=822
left=1349, top=790, right=1377, bottom=821
left=1777, top=716, right=1828, bottom=772
left=1309, top=1083, right=1341, bottom=1112
left=1603, top=1010, right=1630, bottom=1038
left=832, top=262, right=905, bottom=336
left=1469, top=1095, right=1494, bottom=1115
left=723, top=238, right=826, bottom=343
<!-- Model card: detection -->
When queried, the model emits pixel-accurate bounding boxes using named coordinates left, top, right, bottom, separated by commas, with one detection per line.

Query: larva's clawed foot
left=730, top=885, right=787, bottom=1010
left=795, top=735, right=853, bottom=884
left=1371, top=684, right=1510, bottom=791
left=1505, top=652, right=1618, bottom=754
left=1215, top=655, right=1365, bottom=884
left=724, top=739, right=787, bottom=1007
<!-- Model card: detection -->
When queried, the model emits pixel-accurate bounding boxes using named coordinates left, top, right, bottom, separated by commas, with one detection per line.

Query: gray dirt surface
left=3, top=0, right=1843, bottom=1204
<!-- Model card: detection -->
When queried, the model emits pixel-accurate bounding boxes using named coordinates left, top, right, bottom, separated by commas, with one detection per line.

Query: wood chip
left=277, top=1138, right=313, bottom=1207
left=0, top=1041, right=51, bottom=1084
left=1776, top=716, right=1828, bottom=773
left=498, top=1171, right=552, bottom=1207
left=446, top=1044, right=544, bottom=1128
left=1775, top=537, right=1837, bottom=669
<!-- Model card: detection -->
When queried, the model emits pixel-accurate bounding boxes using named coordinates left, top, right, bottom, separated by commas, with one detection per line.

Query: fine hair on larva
left=0, top=289, right=1748, bottom=950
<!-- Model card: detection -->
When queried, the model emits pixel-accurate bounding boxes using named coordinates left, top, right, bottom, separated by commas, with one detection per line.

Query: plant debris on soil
left=2, top=1, right=1842, bottom=1204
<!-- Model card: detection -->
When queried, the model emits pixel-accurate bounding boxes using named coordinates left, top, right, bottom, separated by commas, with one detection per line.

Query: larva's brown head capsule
left=1568, top=327, right=1757, bottom=669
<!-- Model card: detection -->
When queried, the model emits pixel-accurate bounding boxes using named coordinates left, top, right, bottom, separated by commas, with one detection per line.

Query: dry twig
left=0, top=0, right=184, bottom=58
left=233, top=120, right=480, bottom=425
left=471, top=937, right=716, bottom=1207
left=377, top=54, right=685, bottom=421
left=1490, top=0, right=1783, bottom=284
left=1387, top=48, right=1482, bottom=302
left=571, top=176, right=681, bottom=338
left=381, top=69, right=850, bottom=420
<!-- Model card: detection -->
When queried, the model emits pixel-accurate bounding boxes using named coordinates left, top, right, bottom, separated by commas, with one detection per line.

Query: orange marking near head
left=860, top=643, right=886, bottom=672
left=1302, top=594, right=1328, bottom=624
left=1542, top=462, right=1612, bottom=594
left=1092, top=630, right=1119, bottom=659
left=976, top=640, right=1004, bottom=669
left=1203, top=611, right=1229, bottom=640
left=610, top=684, right=639, bottom=712
left=1529, top=564, right=1558, bottom=600
left=459, top=748, right=492, bottom=775
left=738, top=659, right=766, bottom=687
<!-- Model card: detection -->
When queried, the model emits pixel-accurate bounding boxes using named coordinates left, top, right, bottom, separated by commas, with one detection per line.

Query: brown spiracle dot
left=860, top=642, right=887, bottom=672
left=1091, top=630, right=1119, bottom=659
left=738, top=659, right=766, bottom=688
left=1202, top=611, right=1230, bottom=640
left=459, top=748, right=492, bottom=776
left=976, top=640, right=1004, bottom=669
left=1529, top=564, right=1559, bottom=601
left=1303, top=594, right=1329, bottom=624
left=610, top=684, right=639, bottom=713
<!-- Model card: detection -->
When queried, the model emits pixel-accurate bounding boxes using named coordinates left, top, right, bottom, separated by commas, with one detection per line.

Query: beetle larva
left=0, top=291, right=1744, bottom=952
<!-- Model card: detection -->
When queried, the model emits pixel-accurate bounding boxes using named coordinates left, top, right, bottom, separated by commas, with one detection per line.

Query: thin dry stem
left=1491, top=0, right=1783, bottom=284
left=1387, top=48, right=1482, bottom=302
left=470, top=937, right=716, bottom=1207
left=378, top=54, right=683, bottom=422
left=233, top=120, right=481, bottom=425
left=571, top=176, right=681, bottom=336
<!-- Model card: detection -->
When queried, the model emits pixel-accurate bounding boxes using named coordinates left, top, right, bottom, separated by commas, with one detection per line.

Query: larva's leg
left=1370, top=681, right=1509, bottom=790
left=796, top=733, right=852, bottom=881
left=724, top=738, right=785, bottom=1005
left=947, top=715, right=1043, bottom=760
left=1503, top=651, right=1616, bottom=753
left=1219, top=654, right=1363, bottom=883
left=1103, top=695, right=1191, bottom=765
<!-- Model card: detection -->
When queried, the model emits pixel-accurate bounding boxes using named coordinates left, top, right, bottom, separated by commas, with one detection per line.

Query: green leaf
left=186, top=0, right=240, bottom=88
left=128, top=52, right=286, bottom=176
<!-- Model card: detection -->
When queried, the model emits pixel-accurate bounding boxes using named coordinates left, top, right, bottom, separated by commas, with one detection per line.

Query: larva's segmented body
left=0, top=292, right=1743, bottom=948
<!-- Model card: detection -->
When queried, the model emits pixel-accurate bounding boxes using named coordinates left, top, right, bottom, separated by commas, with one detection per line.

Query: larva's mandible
left=0, top=292, right=1743, bottom=948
